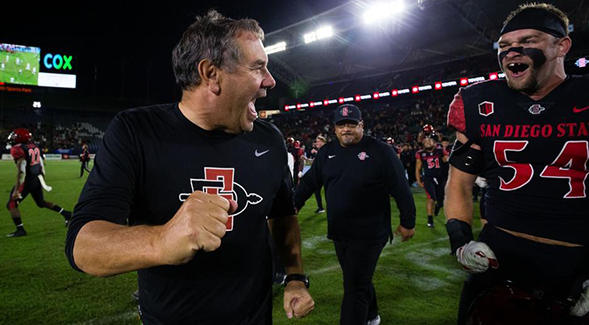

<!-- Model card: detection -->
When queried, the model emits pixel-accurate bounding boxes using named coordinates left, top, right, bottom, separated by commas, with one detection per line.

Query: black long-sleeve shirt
left=294, top=135, right=416, bottom=244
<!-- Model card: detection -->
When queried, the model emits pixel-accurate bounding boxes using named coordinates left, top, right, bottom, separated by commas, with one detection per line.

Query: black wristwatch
left=284, top=273, right=310, bottom=288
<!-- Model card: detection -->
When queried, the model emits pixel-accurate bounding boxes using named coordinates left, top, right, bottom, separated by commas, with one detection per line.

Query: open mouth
left=507, top=62, right=529, bottom=77
left=247, top=100, right=258, bottom=121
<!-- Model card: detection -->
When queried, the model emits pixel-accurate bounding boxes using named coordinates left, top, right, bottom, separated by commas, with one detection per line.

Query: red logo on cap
left=342, top=107, right=349, bottom=116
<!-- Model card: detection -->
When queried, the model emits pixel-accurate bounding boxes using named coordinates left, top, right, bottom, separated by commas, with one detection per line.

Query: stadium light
left=411, top=86, right=419, bottom=94
left=489, top=72, right=498, bottom=80
left=391, top=89, right=399, bottom=97
left=324, top=100, right=329, bottom=106
left=33, top=101, right=42, bottom=108
left=355, top=95, right=361, bottom=101
left=460, top=78, right=468, bottom=86
left=434, top=82, right=442, bottom=90
left=373, top=92, right=380, bottom=99
left=265, top=42, right=287, bottom=55
left=363, top=0, right=405, bottom=25
left=304, top=26, right=333, bottom=44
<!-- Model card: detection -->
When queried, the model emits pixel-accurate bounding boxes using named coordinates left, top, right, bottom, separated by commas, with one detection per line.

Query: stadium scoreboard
left=0, top=43, right=76, bottom=89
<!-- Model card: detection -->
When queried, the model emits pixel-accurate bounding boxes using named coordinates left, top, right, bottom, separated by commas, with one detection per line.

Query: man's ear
left=198, top=59, right=221, bottom=94
left=556, top=36, right=572, bottom=58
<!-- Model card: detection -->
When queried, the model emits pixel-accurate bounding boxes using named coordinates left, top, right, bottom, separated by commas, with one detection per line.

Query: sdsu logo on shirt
left=178, top=167, right=263, bottom=231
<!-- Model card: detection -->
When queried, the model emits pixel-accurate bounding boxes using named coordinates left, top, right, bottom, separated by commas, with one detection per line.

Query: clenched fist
left=157, top=191, right=237, bottom=265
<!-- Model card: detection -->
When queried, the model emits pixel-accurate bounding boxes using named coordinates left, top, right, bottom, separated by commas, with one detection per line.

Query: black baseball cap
left=334, top=104, right=362, bottom=124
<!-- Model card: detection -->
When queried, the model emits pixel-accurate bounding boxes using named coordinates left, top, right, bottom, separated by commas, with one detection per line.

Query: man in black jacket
left=295, top=104, right=416, bottom=325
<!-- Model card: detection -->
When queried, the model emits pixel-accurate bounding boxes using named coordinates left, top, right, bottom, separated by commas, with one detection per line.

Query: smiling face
left=423, top=137, right=436, bottom=151
left=497, top=29, right=565, bottom=95
left=217, top=32, right=276, bottom=134
left=315, top=137, right=326, bottom=149
left=335, top=121, right=364, bottom=147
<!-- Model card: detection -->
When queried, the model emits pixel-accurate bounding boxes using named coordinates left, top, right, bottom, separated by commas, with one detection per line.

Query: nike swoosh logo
left=255, top=149, right=270, bottom=157
left=573, top=105, right=589, bottom=113
left=328, top=155, right=336, bottom=159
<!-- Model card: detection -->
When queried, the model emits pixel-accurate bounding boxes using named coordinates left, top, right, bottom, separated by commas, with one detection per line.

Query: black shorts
left=6, top=176, right=45, bottom=210
left=423, top=176, right=445, bottom=202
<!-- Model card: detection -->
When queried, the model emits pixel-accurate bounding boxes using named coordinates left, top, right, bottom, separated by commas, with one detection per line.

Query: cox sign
left=43, top=53, right=73, bottom=70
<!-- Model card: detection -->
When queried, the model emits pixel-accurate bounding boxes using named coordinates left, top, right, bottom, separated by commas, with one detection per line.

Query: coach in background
left=79, top=144, right=91, bottom=177
left=295, top=104, right=416, bottom=325
left=445, top=3, right=589, bottom=324
left=65, top=10, right=313, bottom=324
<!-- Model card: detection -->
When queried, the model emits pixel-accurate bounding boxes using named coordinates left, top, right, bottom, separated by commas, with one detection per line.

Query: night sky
left=1, top=0, right=347, bottom=107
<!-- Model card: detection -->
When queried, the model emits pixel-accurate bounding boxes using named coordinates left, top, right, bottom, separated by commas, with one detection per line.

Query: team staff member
left=65, top=10, right=313, bottom=324
left=6, top=128, right=72, bottom=237
left=305, top=135, right=327, bottom=213
left=445, top=3, right=589, bottom=324
left=415, top=137, right=448, bottom=228
left=79, top=144, right=91, bottom=177
left=295, top=104, right=416, bottom=325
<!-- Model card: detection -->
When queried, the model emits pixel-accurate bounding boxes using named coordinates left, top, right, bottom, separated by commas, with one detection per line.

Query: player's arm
left=38, top=153, right=46, bottom=176
left=444, top=131, right=479, bottom=226
left=442, top=149, right=449, bottom=163
left=12, top=158, right=26, bottom=200
left=415, top=158, right=423, bottom=187
left=445, top=132, right=498, bottom=273
left=445, top=92, right=497, bottom=273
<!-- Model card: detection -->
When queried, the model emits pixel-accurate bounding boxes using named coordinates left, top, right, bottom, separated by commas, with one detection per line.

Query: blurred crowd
left=271, top=91, right=454, bottom=157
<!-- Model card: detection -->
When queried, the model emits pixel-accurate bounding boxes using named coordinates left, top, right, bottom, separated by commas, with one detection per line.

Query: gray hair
left=172, top=10, right=264, bottom=91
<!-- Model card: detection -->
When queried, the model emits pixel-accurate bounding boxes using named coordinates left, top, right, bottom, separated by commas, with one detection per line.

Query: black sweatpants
left=80, top=160, right=91, bottom=177
left=314, top=189, right=324, bottom=210
left=334, top=239, right=385, bottom=325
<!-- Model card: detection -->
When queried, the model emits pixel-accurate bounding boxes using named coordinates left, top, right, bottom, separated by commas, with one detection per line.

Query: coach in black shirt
left=65, top=10, right=313, bottom=325
left=295, top=104, right=416, bottom=325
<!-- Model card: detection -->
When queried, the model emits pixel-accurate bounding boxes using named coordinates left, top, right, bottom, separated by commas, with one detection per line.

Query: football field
left=0, top=159, right=483, bottom=325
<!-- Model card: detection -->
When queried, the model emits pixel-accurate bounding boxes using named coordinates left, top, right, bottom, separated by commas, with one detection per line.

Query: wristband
left=446, top=218, right=473, bottom=255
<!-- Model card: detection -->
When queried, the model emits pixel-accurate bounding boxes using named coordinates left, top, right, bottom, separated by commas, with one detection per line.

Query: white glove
left=571, top=280, right=589, bottom=317
left=38, top=175, right=53, bottom=192
left=456, top=241, right=499, bottom=273
left=475, top=177, right=488, bottom=188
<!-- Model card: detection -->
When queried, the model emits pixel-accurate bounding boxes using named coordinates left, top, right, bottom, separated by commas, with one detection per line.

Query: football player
left=445, top=3, right=589, bottom=324
left=6, top=128, right=72, bottom=237
left=415, top=137, right=448, bottom=227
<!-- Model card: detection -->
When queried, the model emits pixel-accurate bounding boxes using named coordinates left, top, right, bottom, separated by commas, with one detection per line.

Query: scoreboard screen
left=0, top=43, right=41, bottom=86
left=0, top=43, right=76, bottom=89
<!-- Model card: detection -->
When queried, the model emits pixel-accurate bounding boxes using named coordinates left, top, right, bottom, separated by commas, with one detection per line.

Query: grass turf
left=0, top=159, right=482, bottom=324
